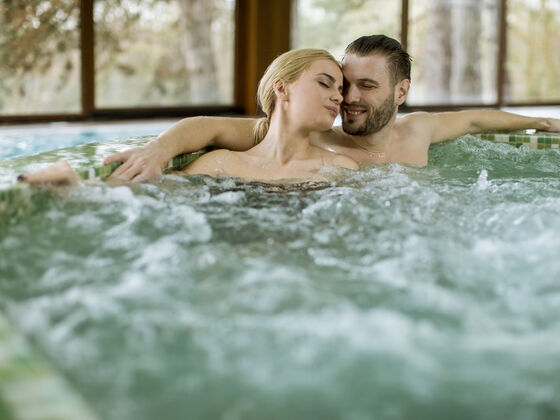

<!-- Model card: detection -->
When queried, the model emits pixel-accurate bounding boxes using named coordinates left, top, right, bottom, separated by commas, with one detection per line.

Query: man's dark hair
left=344, top=35, right=411, bottom=85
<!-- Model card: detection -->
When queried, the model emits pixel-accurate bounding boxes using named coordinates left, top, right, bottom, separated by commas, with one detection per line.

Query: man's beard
left=342, top=92, right=396, bottom=136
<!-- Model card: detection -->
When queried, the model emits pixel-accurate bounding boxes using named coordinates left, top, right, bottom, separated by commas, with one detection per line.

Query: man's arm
left=19, top=160, right=83, bottom=185
left=104, top=116, right=257, bottom=182
left=427, top=110, right=560, bottom=144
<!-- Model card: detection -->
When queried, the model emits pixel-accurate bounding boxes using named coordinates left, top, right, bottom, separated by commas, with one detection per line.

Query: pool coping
left=476, top=130, right=560, bottom=149
left=0, top=311, right=101, bottom=420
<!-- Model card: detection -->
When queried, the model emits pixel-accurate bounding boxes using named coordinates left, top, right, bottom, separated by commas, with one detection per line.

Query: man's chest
left=315, top=136, right=428, bottom=166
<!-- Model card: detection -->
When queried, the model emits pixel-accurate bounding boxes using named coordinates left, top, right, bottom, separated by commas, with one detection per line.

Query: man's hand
left=103, top=143, right=168, bottom=183
left=542, top=117, right=560, bottom=132
left=18, top=160, right=82, bottom=185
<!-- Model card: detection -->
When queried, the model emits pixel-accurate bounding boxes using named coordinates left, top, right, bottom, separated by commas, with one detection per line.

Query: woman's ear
left=273, top=79, right=289, bottom=101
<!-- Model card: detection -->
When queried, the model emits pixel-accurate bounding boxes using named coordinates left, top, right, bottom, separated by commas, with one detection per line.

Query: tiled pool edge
left=475, top=131, right=560, bottom=149
left=0, top=311, right=100, bottom=420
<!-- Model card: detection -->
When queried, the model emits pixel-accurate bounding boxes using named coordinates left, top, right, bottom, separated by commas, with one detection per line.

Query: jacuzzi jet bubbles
left=2, top=135, right=560, bottom=419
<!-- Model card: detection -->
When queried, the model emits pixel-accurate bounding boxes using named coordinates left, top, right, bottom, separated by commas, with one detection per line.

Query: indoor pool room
left=1, top=2, right=560, bottom=420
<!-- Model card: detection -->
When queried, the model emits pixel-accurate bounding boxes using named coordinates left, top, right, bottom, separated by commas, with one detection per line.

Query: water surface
left=1, top=135, right=560, bottom=420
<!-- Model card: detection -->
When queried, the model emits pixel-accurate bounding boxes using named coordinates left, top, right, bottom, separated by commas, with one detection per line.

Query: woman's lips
left=324, top=106, right=339, bottom=117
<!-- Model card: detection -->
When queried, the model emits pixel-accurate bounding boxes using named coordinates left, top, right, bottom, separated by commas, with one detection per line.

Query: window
left=0, top=0, right=81, bottom=115
left=1, top=0, right=559, bottom=120
left=0, top=0, right=236, bottom=119
left=505, top=0, right=560, bottom=103
left=291, top=0, right=560, bottom=108
left=407, top=0, right=499, bottom=105
left=292, top=0, right=401, bottom=60
left=94, top=0, right=235, bottom=108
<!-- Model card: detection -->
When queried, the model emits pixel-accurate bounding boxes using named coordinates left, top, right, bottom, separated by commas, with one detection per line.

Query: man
left=105, top=35, right=560, bottom=182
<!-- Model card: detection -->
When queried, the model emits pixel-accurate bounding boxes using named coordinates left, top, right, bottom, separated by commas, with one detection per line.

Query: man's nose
left=344, top=84, right=360, bottom=104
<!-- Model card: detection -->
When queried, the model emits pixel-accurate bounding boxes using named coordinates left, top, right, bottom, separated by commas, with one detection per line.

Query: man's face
left=341, top=53, right=398, bottom=136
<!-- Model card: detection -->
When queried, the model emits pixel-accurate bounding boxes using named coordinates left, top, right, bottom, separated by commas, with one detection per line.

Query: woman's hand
left=103, top=144, right=167, bottom=182
left=18, top=160, right=82, bottom=185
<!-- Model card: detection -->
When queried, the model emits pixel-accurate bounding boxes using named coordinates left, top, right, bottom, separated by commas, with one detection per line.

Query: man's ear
left=273, top=79, right=289, bottom=100
left=394, top=79, right=410, bottom=106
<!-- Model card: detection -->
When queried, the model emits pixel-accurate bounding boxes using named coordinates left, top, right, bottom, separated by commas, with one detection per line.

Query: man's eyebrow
left=357, top=78, right=379, bottom=85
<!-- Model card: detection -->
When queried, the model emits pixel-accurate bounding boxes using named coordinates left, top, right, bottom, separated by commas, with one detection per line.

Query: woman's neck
left=252, top=111, right=314, bottom=165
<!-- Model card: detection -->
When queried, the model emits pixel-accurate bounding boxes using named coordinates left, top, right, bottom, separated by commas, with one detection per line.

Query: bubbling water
left=1, top=135, right=560, bottom=420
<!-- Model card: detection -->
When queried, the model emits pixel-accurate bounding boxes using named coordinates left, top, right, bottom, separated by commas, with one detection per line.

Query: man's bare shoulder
left=394, top=112, right=437, bottom=145
left=395, top=111, right=436, bottom=128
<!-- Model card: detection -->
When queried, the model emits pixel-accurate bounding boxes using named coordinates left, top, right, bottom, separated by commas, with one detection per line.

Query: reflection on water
left=1, top=135, right=560, bottom=420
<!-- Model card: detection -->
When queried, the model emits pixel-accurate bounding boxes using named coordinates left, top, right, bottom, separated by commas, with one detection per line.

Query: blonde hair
left=253, top=48, right=341, bottom=145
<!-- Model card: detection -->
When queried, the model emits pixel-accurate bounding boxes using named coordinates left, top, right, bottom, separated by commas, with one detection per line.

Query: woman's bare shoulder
left=182, top=149, right=241, bottom=177
left=331, top=153, right=359, bottom=170
left=317, top=147, right=358, bottom=170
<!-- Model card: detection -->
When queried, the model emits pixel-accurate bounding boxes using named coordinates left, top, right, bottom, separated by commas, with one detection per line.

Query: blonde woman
left=20, top=49, right=358, bottom=184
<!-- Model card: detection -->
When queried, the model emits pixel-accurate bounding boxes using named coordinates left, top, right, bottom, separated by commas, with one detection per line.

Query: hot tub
left=1, top=130, right=560, bottom=420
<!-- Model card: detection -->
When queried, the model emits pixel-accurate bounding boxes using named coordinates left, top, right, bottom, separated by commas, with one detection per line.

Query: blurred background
left=0, top=0, right=559, bottom=122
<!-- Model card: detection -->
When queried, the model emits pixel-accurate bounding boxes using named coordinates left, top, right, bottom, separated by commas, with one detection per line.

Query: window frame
left=1, top=0, right=558, bottom=124
left=0, top=0, right=247, bottom=123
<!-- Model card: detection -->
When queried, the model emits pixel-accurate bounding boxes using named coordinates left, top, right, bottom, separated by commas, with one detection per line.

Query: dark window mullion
left=80, top=0, right=94, bottom=118
left=401, top=0, right=409, bottom=51
left=496, top=0, right=507, bottom=107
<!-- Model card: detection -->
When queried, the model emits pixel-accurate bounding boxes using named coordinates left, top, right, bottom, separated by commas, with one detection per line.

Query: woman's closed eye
left=319, top=81, right=330, bottom=88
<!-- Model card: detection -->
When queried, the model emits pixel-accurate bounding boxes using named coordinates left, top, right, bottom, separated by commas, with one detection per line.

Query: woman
left=20, top=49, right=358, bottom=184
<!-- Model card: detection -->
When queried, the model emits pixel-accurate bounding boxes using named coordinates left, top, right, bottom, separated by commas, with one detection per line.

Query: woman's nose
left=331, top=90, right=343, bottom=105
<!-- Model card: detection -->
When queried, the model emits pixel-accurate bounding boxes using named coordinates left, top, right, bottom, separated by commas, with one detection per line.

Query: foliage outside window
left=0, top=0, right=235, bottom=117
left=0, top=0, right=81, bottom=115
left=95, top=0, right=235, bottom=108
left=407, top=0, right=499, bottom=105
left=506, top=0, right=560, bottom=102
left=292, top=0, right=560, bottom=106
left=1, top=0, right=560, bottom=118
left=292, top=0, right=401, bottom=60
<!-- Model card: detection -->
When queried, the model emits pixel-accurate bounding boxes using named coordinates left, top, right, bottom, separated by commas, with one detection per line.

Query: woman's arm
left=104, top=116, right=257, bottom=182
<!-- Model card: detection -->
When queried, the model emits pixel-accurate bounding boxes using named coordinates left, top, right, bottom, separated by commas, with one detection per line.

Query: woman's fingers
left=108, top=151, right=163, bottom=182
left=108, top=158, right=135, bottom=179
left=105, top=151, right=138, bottom=179
left=130, top=166, right=162, bottom=183
left=103, top=149, right=132, bottom=166
left=108, top=159, right=137, bottom=181
left=104, top=142, right=171, bottom=182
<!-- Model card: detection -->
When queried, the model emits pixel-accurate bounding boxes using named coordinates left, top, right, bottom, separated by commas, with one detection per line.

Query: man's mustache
left=342, top=102, right=372, bottom=112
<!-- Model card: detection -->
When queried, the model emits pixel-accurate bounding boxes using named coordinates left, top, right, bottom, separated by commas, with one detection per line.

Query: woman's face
left=285, top=59, right=344, bottom=132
